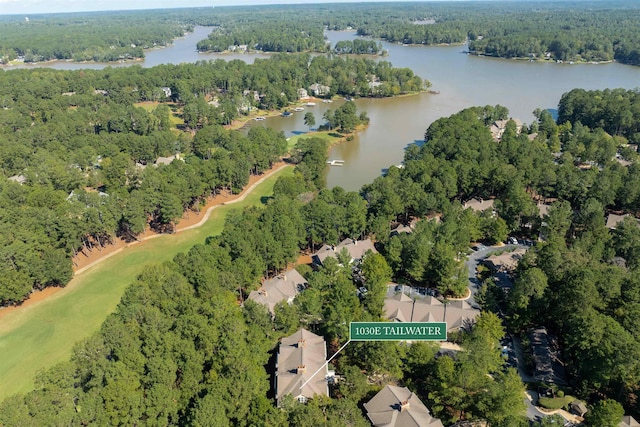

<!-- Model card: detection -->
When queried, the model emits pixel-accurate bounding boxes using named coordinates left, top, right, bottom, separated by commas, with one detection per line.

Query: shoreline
left=464, top=51, right=615, bottom=65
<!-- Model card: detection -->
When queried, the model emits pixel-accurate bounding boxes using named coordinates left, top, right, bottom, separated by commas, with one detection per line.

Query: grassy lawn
left=0, top=167, right=292, bottom=400
left=286, top=130, right=344, bottom=151
left=538, top=395, right=576, bottom=410
left=134, top=101, right=184, bottom=128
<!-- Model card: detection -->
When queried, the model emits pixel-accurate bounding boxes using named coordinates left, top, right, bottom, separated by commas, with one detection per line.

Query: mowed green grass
left=286, top=130, right=342, bottom=151
left=0, top=167, right=292, bottom=399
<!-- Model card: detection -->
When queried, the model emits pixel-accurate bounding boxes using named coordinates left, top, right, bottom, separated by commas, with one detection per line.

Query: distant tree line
left=3, top=2, right=639, bottom=65
left=0, top=10, right=195, bottom=63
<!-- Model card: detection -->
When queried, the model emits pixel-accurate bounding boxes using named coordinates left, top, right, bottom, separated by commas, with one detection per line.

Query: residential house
left=384, top=293, right=480, bottom=333
left=312, top=238, right=377, bottom=267
left=569, top=400, right=588, bottom=418
left=94, top=89, right=108, bottom=96
left=243, top=90, right=261, bottom=103
left=155, top=153, right=183, bottom=166
left=536, top=202, right=551, bottom=219
left=309, top=83, right=330, bottom=97
left=529, top=327, right=567, bottom=385
left=463, top=198, right=494, bottom=213
left=615, top=154, right=632, bottom=167
left=297, top=88, right=309, bottom=99
left=620, top=415, right=640, bottom=427
left=606, top=213, right=631, bottom=230
left=7, top=174, right=26, bottom=184
left=390, top=224, right=414, bottom=237
left=390, top=218, right=419, bottom=237
left=275, top=328, right=328, bottom=406
left=364, top=385, right=444, bottom=427
left=161, top=87, right=172, bottom=98
left=247, top=269, right=307, bottom=314
left=483, top=248, right=528, bottom=273
left=490, top=118, right=523, bottom=141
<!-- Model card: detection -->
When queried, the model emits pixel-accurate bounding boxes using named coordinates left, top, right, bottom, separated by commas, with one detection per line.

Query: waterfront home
left=490, top=118, right=523, bottom=141
left=309, top=83, right=330, bottom=97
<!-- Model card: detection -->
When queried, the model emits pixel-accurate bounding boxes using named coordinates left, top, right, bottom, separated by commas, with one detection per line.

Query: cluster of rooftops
left=247, top=238, right=480, bottom=333
left=250, top=238, right=480, bottom=425
left=275, top=328, right=444, bottom=427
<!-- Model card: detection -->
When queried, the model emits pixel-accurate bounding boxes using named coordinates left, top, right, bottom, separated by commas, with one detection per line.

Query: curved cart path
left=0, top=163, right=289, bottom=320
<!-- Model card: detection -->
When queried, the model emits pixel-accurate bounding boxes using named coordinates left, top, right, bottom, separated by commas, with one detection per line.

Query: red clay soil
left=0, top=162, right=287, bottom=320
left=72, top=161, right=285, bottom=272
left=295, top=254, right=313, bottom=266
left=0, top=286, right=63, bottom=320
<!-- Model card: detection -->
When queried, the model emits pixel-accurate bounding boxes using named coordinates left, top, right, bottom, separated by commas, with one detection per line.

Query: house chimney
left=297, top=365, right=306, bottom=374
left=297, top=338, right=306, bottom=348
left=400, top=400, right=410, bottom=412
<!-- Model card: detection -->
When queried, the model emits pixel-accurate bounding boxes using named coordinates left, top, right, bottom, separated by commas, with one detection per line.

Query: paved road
left=464, top=244, right=523, bottom=308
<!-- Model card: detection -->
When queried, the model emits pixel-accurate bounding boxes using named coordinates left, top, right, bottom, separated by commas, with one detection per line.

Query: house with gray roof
left=620, top=415, right=640, bottom=427
left=606, top=213, right=640, bottom=230
left=364, top=385, right=444, bottom=427
left=483, top=248, right=527, bottom=273
left=490, top=118, right=523, bottom=141
left=463, top=198, right=494, bottom=213
left=7, top=174, right=26, bottom=184
left=384, top=293, right=480, bottom=333
left=312, top=238, right=377, bottom=266
left=530, top=327, right=567, bottom=385
left=154, top=153, right=184, bottom=166
left=275, top=328, right=328, bottom=406
left=309, top=83, right=330, bottom=97
left=248, top=269, right=307, bottom=314
left=569, top=400, right=588, bottom=417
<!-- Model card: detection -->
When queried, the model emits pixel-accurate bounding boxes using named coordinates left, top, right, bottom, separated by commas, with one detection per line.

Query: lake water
left=4, top=26, right=639, bottom=190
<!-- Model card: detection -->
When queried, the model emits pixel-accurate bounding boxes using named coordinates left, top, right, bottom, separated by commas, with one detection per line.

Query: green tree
left=360, top=252, right=392, bottom=317
left=304, top=111, right=316, bottom=130
left=583, top=399, right=624, bottom=427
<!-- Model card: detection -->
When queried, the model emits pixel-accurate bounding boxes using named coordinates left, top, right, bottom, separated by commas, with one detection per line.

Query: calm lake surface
left=5, top=27, right=639, bottom=190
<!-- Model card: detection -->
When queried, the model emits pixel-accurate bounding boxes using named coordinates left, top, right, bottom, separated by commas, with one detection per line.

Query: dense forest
left=0, top=54, right=424, bottom=306
left=2, top=2, right=640, bottom=65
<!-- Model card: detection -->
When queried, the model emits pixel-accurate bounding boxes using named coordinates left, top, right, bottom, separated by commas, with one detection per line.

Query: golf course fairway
left=0, top=166, right=292, bottom=400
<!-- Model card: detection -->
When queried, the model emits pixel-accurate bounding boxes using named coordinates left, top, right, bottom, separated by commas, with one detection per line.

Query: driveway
left=464, top=244, right=523, bottom=308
